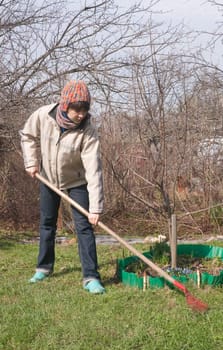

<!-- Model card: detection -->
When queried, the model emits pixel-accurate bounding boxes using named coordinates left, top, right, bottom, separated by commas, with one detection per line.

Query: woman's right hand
left=26, top=166, right=39, bottom=178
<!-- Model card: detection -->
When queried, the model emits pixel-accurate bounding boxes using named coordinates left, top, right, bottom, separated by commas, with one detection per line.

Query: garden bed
left=117, top=244, right=223, bottom=289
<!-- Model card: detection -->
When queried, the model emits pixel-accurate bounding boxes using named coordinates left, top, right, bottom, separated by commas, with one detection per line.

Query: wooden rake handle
left=35, top=173, right=175, bottom=285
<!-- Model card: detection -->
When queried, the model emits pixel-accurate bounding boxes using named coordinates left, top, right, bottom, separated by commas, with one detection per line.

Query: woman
left=20, top=80, right=105, bottom=294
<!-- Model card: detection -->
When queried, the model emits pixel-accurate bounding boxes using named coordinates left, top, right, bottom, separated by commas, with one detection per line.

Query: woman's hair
left=67, top=101, right=90, bottom=112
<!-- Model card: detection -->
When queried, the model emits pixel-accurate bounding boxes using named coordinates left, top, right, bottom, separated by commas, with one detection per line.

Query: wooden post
left=168, top=218, right=172, bottom=245
left=171, top=214, right=177, bottom=269
left=197, top=268, right=201, bottom=288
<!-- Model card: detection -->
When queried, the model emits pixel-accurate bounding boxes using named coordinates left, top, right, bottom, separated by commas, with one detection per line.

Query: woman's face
left=67, top=107, right=88, bottom=123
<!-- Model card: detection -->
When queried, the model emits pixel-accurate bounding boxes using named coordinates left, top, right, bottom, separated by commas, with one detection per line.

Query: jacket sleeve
left=81, top=126, right=104, bottom=214
left=20, top=109, right=40, bottom=169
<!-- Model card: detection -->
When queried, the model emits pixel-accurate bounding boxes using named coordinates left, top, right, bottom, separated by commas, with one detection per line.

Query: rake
left=35, top=173, right=208, bottom=312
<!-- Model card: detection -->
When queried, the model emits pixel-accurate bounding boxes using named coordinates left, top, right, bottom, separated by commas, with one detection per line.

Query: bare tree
left=2, top=0, right=223, bottom=236
left=0, top=0, right=159, bottom=229
left=101, top=31, right=223, bottom=236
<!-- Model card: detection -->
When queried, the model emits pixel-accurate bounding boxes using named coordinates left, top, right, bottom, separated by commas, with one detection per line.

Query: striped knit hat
left=59, top=80, right=91, bottom=111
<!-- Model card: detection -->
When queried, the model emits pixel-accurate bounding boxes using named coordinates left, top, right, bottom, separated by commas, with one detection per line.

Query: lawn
left=1, top=234, right=223, bottom=350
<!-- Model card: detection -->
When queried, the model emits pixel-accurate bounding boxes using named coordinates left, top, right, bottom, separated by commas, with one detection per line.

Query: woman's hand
left=26, top=166, right=39, bottom=178
left=88, top=213, right=100, bottom=226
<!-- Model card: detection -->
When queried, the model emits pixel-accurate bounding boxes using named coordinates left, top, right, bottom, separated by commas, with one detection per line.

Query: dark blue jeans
left=37, top=183, right=100, bottom=281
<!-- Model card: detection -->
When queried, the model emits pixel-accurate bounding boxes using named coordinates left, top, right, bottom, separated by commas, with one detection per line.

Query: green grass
left=1, top=236, right=223, bottom=350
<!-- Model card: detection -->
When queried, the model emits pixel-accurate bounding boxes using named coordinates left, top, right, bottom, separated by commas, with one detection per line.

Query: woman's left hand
left=88, top=213, right=100, bottom=226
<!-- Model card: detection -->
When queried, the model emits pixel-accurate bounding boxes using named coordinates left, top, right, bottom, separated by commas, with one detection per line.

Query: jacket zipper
left=55, top=128, right=73, bottom=187
left=52, top=116, right=83, bottom=187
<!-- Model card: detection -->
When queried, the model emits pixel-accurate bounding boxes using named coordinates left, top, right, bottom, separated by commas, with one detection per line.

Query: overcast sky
left=153, top=0, right=221, bottom=29
left=80, top=0, right=223, bottom=64
left=158, top=0, right=222, bottom=62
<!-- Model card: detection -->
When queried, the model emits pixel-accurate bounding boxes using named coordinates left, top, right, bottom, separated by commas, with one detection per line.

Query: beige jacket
left=20, top=103, right=103, bottom=213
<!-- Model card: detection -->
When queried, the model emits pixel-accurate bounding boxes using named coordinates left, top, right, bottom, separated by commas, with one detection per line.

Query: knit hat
left=59, top=80, right=91, bottom=111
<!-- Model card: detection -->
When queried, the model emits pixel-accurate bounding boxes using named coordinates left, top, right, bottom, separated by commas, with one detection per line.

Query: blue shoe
left=84, top=280, right=105, bottom=294
left=29, top=271, right=48, bottom=283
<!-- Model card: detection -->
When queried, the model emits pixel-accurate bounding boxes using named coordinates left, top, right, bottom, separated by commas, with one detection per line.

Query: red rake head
left=173, top=280, right=208, bottom=312
left=185, top=291, right=209, bottom=313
